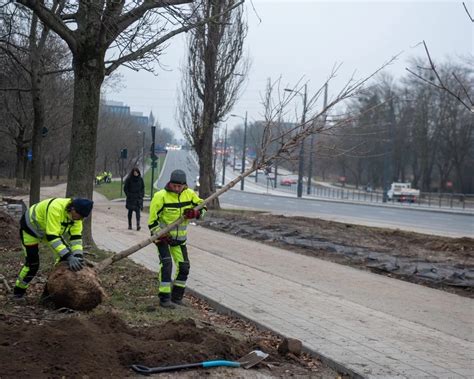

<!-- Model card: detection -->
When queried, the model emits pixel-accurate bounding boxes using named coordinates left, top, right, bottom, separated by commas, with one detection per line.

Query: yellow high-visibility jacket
left=23, top=198, right=83, bottom=258
left=148, top=186, right=205, bottom=243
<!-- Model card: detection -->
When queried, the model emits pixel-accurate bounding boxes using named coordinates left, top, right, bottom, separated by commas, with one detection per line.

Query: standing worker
left=148, top=169, right=206, bottom=308
left=13, top=197, right=94, bottom=299
left=124, top=167, right=145, bottom=230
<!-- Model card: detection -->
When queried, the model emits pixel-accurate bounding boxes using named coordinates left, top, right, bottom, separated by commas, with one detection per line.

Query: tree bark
left=15, top=146, right=25, bottom=188
left=15, top=130, right=27, bottom=188
left=198, top=1, right=220, bottom=208
left=29, top=65, right=45, bottom=205
left=66, top=55, right=105, bottom=244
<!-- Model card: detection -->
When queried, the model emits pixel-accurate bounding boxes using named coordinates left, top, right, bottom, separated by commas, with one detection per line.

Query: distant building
left=130, top=111, right=149, bottom=127
left=103, top=101, right=149, bottom=127
left=104, top=101, right=130, bottom=116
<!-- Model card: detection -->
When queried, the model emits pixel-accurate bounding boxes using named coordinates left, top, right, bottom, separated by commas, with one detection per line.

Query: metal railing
left=308, top=186, right=474, bottom=211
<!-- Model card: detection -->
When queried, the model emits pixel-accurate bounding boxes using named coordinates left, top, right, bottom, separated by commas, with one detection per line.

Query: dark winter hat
left=72, top=198, right=94, bottom=217
left=170, top=169, right=187, bottom=184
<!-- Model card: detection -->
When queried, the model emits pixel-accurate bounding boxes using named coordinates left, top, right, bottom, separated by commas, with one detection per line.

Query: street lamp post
left=230, top=112, right=248, bottom=191
left=285, top=84, right=308, bottom=198
left=383, top=97, right=395, bottom=203
left=150, top=125, right=157, bottom=198
left=221, top=125, right=227, bottom=186
left=240, top=112, right=248, bottom=191
left=307, top=83, right=327, bottom=195
left=138, top=130, right=146, bottom=175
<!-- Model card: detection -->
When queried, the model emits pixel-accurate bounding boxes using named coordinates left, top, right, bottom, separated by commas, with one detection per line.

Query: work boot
left=171, top=286, right=185, bottom=306
left=11, top=287, right=26, bottom=302
left=160, top=300, right=176, bottom=309
left=171, top=298, right=184, bottom=306
left=11, top=293, right=25, bottom=300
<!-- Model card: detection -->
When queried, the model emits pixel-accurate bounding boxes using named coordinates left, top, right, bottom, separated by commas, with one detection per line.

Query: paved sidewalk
left=90, top=197, right=474, bottom=379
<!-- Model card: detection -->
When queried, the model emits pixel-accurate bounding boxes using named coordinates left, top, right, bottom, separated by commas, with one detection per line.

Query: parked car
left=280, top=178, right=293, bottom=186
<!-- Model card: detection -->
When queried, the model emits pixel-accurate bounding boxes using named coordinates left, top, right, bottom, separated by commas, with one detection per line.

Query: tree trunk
left=15, top=142, right=25, bottom=188
left=56, top=158, right=62, bottom=180
left=196, top=0, right=224, bottom=210
left=66, top=55, right=105, bottom=245
left=49, top=159, right=55, bottom=180
left=42, top=158, right=47, bottom=181
left=28, top=14, right=46, bottom=206
left=29, top=66, right=45, bottom=205
left=198, top=125, right=219, bottom=208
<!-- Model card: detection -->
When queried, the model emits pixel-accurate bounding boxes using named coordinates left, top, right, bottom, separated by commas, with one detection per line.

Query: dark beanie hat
left=72, top=198, right=94, bottom=217
left=170, top=169, right=187, bottom=184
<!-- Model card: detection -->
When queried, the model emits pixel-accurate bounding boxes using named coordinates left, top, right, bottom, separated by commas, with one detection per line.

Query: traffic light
left=120, top=148, right=128, bottom=159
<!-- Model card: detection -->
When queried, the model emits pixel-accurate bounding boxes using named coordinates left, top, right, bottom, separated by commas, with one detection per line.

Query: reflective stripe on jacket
left=148, top=185, right=205, bottom=242
left=24, top=198, right=83, bottom=258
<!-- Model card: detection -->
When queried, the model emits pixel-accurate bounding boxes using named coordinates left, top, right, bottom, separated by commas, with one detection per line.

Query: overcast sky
left=107, top=0, right=473, bottom=140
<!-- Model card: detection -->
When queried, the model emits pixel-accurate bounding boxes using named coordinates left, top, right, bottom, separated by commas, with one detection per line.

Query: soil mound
left=0, top=210, right=20, bottom=251
left=0, top=312, right=255, bottom=377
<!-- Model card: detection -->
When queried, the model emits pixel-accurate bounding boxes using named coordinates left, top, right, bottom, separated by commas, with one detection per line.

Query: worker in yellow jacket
left=13, top=197, right=93, bottom=299
left=148, top=170, right=206, bottom=308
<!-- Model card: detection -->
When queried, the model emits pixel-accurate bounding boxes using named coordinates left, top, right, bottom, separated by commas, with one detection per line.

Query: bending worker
left=148, top=169, right=206, bottom=308
left=13, top=197, right=94, bottom=299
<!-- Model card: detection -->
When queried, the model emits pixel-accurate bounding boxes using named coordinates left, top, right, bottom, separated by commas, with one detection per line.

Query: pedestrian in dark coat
left=124, top=167, right=145, bottom=230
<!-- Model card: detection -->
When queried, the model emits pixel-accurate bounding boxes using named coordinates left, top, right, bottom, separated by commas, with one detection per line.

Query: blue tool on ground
left=131, top=350, right=269, bottom=375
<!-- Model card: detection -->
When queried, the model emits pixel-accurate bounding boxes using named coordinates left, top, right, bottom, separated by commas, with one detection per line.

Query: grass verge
left=95, top=157, right=164, bottom=200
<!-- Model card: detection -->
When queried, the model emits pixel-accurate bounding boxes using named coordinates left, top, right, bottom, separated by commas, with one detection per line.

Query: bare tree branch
left=16, top=0, right=77, bottom=52
left=105, top=0, right=244, bottom=75
left=463, top=2, right=474, bottom=22
left=406, top=40, right=474, bottom=113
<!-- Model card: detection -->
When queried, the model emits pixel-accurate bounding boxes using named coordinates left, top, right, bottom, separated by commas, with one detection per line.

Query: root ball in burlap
left=46, top=263, right=106, bottom=311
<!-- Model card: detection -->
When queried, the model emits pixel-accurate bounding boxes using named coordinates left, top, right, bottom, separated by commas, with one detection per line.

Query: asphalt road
left=155, top=149, right=199, bottom=189
left=219, top=190, right=473, bottom=238
left=158, top=149, right=473, bottom=238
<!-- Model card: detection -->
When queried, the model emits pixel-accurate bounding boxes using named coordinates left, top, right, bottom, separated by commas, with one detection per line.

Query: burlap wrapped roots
left=46, top=262, right=106, bottom=311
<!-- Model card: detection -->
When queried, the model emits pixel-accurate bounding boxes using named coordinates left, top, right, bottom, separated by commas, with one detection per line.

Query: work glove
left=155, top=233, right=172, bottom=245
left=66, top=253, right=84, bottom=272
left=184, top=209, right=200, bottom=219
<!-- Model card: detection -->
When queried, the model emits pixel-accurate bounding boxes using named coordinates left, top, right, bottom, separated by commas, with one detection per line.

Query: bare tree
left=15, top=0, right=240, bottom=242
left=177, top=0, right=248, bottom=207
left=326, top=58, right=473, bottom=194
left=0, top=89, right=32, bottom=187
left=0, top=3, right=71, bottom=203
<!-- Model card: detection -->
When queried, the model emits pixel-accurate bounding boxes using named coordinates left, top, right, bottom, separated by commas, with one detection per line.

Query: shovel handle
left=203, top=360, right=241, bottom=368
left=131, top=360, right=240, bottom=374
left=131, top=362, right=202, bottom=374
